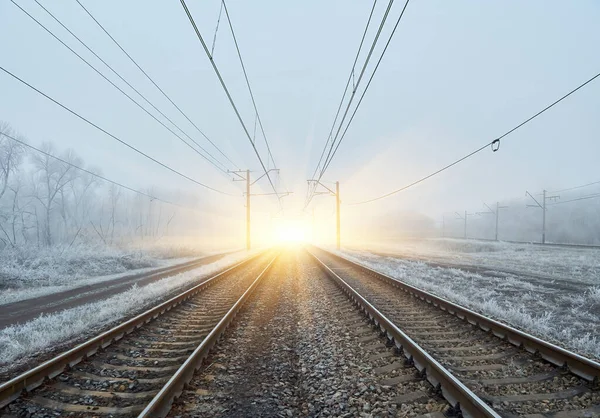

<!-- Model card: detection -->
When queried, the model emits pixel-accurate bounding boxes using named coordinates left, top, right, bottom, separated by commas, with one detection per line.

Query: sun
left=273, top=219, right=308, bottom=243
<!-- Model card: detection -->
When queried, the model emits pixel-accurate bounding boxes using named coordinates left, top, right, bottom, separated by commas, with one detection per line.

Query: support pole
left=464, top=210, right=467, bottom=239
left=246, top=169, right=250, bottom=250
left=336, top=181, right=340, bottom=250
left=495, top=202, right=499, bottom=241
left=542, top=189, right=546, bottom=244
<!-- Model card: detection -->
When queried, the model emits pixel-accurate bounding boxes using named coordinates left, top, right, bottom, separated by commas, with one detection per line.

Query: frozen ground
left=0, top=250, right=254, bottom=369
left=349, top=238, right=600, bottom=284
left=335, top=248, right=600, bottom=360
left=0, top=243, right=236, bottom=306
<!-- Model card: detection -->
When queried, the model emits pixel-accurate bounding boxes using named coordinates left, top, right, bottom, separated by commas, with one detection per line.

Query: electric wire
left=311, top=0, right=378, bottom=183
left=321, top=0, right=411, bottom=176
left=11, top=0, right=228, bottom=174
left=548, top=193, right=600, bottom=206
left=30, top=0, right=229, bottom=173
left=0, top=131, right=200, bottom=211
left=221, top=0, right=278, bottom=171
left=305, top=0, right=395, bottom=209
left=178, top=0, right=280, bottom=202
left=0, top=65, right=237, bottom=196
left=306, top=0, right=379, bottom=209
left=317, top=0, right=396, bottom=181
left=74, top=0, right=238, bottom=169
left=348, top=70, right=600, bottom=205
left=549, top=180, right=600, bottom=194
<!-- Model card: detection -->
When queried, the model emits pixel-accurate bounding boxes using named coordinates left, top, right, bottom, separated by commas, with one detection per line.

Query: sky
left=1, top=0, right=599, bottom=244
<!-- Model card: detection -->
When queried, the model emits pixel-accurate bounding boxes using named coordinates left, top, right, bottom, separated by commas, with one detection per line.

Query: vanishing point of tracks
left=1, top=246, right=599, bottom=417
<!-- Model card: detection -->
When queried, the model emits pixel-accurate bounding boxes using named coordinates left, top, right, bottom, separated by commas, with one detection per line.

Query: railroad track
left=0, top=251, right=278, bottom=418
left=309, top=246, right=600, bottom=417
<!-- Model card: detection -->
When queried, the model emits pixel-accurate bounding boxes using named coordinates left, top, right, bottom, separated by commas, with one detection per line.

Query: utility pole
left=307, top=179, right=340, bottom=249
left=478, top=202, right=508, bottom=241
left=230, top=168, right=289, bottom=250
left=526, top=190, right=559, bottom=244
left=455, top=211, right=476, bottom=239
left=246, top=169, right=250, bottom=250
left=335, top=181, right=341, bottom=250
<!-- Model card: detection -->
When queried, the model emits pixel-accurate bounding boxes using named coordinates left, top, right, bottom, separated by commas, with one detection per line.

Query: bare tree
left=30, top=143, right=77, bottom=246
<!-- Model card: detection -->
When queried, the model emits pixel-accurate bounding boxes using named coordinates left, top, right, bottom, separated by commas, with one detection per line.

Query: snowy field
left=0, top=250, right=254, bottom=370
left=335, top=247, right=600, bottom=360
left=0, top=243, right=234, bottom=306
left=349, top=238, right=600, bottom=284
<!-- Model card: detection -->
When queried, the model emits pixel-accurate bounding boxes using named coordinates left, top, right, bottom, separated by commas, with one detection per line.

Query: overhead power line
left=347, top=70, right=600, bottom=205
left=0, top=130, right=200, bottom=211
left=11, top=0, right=228, bottom=174
left=317, top=0, right=398, bottom=182
left=548, top=193, right=600, bottom=206
left=307, top=0, right=379, bottom=208
left=321, top=0, right=411, bottom=177
left=221, top=0, right=277, bottom=170
left=179, top=0, right=280, bottom=201
left=0, top=66, right=237, bottom=196
left=549, top=180, right=600, bottom=194
left=74, top=0, right=238, bottom=170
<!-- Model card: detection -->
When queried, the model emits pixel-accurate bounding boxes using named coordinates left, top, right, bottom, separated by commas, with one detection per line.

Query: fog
left=1, top=1, right=599, bottom=252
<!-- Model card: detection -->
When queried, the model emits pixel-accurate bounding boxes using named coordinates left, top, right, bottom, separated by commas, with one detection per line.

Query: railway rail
left=309, top=246, right=600, bottom=417
left=0, top=251, right=278, bottom=418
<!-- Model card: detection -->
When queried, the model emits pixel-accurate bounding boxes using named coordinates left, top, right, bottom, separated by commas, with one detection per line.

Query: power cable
left=221, top=0, right=278, bottom=171
left=178, top=0, right=280, bottom=202
left=0, top=65, right=237, bottom=196
left=318, top=0, right=396, bottom=182
left=549, top=180, right=600, bottom=194
left=347, top=70, right=600, bottom=205
left=321, top=0, right=411, bottom=176
left=306, top=0, right=379, bottom=209
left=74, top=0, right=238, bottom=169
left=311, top=0, right=379, bottom=183
left=548, top=193, right=600, bottom=206
left=11, top=0, right=228, bottom=174
left=0, top=130, right=200, bottom=211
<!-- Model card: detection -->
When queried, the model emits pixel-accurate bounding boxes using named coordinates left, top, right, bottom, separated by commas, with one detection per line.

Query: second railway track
left=310, top=246, right=600, bottom=417
left=0, top=251, right=278, bottom=418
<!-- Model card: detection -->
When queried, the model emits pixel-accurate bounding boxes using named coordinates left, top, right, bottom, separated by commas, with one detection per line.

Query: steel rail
left=308, top=249, right=500, bottom=418
left=139, top=253, right=279, bottom=417
left=314, top=246, right=600, bottom=384
left=0, top=251, right=266, bottom=409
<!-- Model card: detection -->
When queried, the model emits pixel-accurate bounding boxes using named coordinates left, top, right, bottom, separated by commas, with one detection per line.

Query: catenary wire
left=306, top=0, right=379, bottom=209
left=74, top=0, right=238, bottom=170
left=178, top=0, right=280, bottom=203
left=11, top=0, right=229, bottom=174
left=221, top=0, right=278, bottom=171
left=317, top=0, right=396, bottom=182
left=311, top=0, right=379, bottom=183
left=347, top=70, right=600, bottom=205
left=547, top=193, right=600, bottom=206
left=0, top=131, right=202, bottom=211
left=321, top=0, right=411, bottom=176
left=0, top=66, right=237, bottom=196
left=549, top=180, right=600, bottom=194
left=31, top=0, right=230, bottom=173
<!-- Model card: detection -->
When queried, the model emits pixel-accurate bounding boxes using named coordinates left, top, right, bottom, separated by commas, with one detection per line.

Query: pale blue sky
left=1, top=0, right=599, bottom=232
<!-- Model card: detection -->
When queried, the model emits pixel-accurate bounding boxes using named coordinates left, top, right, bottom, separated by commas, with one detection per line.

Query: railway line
left=310, top=246, right=600, bottom=417
left=1, top=246, right=599, bottom=417
left=0, top=251, right=278, bottom=417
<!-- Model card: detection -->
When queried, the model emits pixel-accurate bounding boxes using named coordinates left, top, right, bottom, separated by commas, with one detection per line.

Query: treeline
left=0, top=121, right=190, bottom=249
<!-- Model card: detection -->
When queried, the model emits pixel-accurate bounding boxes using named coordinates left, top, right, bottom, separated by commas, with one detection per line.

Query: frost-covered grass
left=0, top=244, right=158, bottom=289
left=351, top=238, right=600, bottom=284
left=0, top=250, right=252, bottom=368
left=0, top=240, right=239, bottom=306
left=336, top=249, right=600, bottom=360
